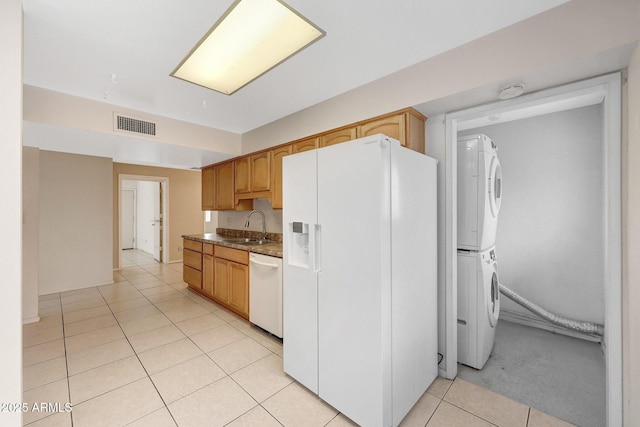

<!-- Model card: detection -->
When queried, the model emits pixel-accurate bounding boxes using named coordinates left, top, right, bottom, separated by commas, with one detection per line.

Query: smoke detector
left=498, top=83, right=525, bottom=100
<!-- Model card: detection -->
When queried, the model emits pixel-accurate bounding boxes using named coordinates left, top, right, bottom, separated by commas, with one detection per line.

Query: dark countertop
left=183, top=232, right=283, bottom=258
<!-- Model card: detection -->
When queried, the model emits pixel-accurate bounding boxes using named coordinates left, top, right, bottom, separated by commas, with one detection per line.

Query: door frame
left=117, top=174, right=169, bottom=268
left=440, top=73, right=622, bottom=426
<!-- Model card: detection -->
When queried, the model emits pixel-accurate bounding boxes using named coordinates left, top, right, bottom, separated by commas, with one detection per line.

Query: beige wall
left=113, top=163, right=203, bottom=267
left=23, top=147, right=40, bottom=322
left=241, top=0, right=640, bottom=154
left=0, top=0, right=22, bottom=422
left=39, top=151, right=113, bottom=294
left=24, top=85, right=241, bottom=155
left=623, top=42, right=640, bottom=426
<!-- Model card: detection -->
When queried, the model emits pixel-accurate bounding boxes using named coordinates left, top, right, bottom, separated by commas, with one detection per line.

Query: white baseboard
left=22, top=316, right=40, bottom=325
left=500, top=310, right=602, bottom=343
left=40, top=279, right=115, bottom=295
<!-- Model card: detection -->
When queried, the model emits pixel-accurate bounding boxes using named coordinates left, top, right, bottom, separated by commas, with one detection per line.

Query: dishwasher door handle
left=250, top=259, right=279, bottom=269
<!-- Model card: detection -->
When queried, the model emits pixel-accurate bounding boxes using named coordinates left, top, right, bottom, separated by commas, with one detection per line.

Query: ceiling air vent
left=114, top=113, right=156, bottom=136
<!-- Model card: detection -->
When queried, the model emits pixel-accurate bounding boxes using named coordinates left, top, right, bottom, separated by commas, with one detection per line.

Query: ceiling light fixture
left=171, top=0, right=325, bottom=95
left=498, top=83, right=525, bottom=100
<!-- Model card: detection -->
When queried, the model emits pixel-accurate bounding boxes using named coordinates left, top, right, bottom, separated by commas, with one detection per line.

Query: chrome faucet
left=244, top=209, right=267, bottom=240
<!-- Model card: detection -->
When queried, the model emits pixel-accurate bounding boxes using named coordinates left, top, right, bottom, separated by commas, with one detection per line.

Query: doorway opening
left=118, top=174, right=169, bottom=268
left=440, top=73, right=621, bottom=426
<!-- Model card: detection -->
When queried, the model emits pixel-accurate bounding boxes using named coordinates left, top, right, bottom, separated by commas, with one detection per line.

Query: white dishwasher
left=249, top=253, right=283, bottom=338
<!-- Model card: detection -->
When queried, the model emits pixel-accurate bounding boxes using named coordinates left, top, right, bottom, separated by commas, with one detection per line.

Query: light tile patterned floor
left=22, top=250, right=574, bottom=426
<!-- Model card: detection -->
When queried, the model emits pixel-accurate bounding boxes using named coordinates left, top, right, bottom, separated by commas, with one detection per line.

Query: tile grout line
left=63, top=287, right=137, bottom=417
left=101, top=272, right=181, bottom=426
left=33, top=251, right=287, bottom=427
left=115, top=250, right=263, bottom=425
left=128, top=251, right=290, bottom=426
left=134, top=255, right=255, bottom=424
left=60, top=292, right=74, bottom=427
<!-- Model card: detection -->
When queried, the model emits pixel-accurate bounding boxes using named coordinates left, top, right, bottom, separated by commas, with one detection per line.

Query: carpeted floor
left=457, top=320, right=605, bottom=427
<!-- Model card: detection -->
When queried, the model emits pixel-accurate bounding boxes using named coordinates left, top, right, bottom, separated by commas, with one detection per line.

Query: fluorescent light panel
left=171, top=0, right=324, bottom=95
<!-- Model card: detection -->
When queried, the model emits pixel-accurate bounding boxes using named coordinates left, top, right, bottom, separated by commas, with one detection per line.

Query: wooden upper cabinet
left=358, top=109, right=426, bottom=153
left=358, top=114, right=404, bottom=142
left=291, top=137, right=318, bottom=153
left=202, top=166, right=216, bottom=211
left=207, top=161, right=252, bottom=211
left=320, top=127, right=357, bottom=148
left=405, top=109, right=426, bottom=154
left=234, top=157, right=251, bottom=194
left=234, top=152, right=271, bottom=204
left=215, top=161, right=236, bottom=210
left=250, top=152, right=271, bottom=192
left=271, top=145, right=292, bottom=209
left=201, top=108, right=426, bottom=210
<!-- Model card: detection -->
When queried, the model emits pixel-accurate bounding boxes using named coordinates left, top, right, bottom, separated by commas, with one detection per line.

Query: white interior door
left=122, top=189, right=135, bottom=250
left=152, top=182, right=162, bottom=262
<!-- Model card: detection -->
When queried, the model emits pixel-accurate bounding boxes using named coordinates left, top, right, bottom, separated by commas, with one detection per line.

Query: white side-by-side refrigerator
left=282, top=134, right=438, bottom=427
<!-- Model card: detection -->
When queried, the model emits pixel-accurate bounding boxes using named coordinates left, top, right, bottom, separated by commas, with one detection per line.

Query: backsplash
left=216, top=198, right=283, bottom=234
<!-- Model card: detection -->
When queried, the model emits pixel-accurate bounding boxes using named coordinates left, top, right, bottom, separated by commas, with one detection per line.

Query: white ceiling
left=22, top=0, right=568, bottom=135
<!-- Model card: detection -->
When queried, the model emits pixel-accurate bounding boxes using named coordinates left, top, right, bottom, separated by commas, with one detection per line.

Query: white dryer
left=457, top=247, right=500, bottom=370
left=457, top=134, right=502, bottom=251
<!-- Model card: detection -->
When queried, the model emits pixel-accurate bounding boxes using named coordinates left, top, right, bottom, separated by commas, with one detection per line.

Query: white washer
left=457, top=134, right=502, bottom=251
left=457, top=247, right=500, bottom=369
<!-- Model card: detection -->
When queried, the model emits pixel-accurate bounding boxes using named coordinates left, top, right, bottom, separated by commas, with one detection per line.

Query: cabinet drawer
left=215, top=246, right=249, bottom=265
left=184, top=239, right=203, bottom=252
left=183, top=249, right=202, bottom=270
left=183, top=265, right=202, bottom=289
left=203, top=243, right=214, bottom=255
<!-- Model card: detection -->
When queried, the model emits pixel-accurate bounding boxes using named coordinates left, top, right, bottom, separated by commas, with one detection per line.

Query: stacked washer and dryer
left=457, top=134, right=502, bottom=370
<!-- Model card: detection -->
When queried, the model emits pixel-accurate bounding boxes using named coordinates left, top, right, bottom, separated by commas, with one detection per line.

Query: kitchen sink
left=223, top=237, right=276, bottom=245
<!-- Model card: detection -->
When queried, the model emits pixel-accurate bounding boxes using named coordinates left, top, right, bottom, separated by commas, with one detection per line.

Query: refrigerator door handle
left=314, top=224, right=322, bottom=273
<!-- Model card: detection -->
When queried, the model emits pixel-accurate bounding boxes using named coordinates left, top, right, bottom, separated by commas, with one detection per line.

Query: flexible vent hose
left=499, top=284, right=604, bottom=337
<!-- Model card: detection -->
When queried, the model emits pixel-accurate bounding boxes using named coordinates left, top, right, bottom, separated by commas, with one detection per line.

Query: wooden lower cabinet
left=183, top=240, right=203, bottom=291
left=228, top=262, right=249, bottom=316
left=208, top=246, right=250, bottom=319
left=183, top=265, right=202, bottom=291
left=202, top=253, right=214, bottom=296
left=213, top=257, right=230, bottom=302
left=183, top=239, right=251, bottom=320
left=213, top=257, right=249, bottom=319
